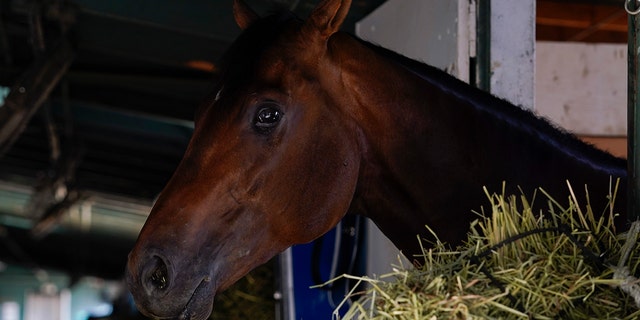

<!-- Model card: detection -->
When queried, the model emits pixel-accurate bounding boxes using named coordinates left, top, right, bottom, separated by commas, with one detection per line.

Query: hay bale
left=337, top=182, right=640, bottom=319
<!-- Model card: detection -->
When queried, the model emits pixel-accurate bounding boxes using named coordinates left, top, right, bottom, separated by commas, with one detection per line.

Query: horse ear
left=305, top=0, right=352, bottom=39
left=233, top=0, right=259, bottom=30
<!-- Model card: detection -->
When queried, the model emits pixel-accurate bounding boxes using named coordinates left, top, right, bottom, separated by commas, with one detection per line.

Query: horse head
left=126, top=1, right=362, bottom=318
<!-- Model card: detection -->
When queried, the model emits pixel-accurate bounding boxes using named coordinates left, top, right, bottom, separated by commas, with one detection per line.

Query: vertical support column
left=474, top=0, right=535, bottom=109
left=487, top=0, right=535, bottom=110
left=628, top=1, right=640, bottom=221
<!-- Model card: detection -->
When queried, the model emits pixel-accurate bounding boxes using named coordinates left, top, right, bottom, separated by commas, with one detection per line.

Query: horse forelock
left=194, top=11, right=299, bottom=120
left=358, top=39, right=626, bottom=177
left=217, top=11, right=298, bottom=89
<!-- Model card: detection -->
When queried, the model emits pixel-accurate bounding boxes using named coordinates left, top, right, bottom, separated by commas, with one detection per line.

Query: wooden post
left=487, top=0, right=535, bottom=110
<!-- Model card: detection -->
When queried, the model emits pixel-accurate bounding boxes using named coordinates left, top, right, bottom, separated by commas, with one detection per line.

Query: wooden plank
left=579, top=136, right=627, bottom=158
left=0, top=39, right=75, bottom=157
left=537, top=1, right=627, bottom=42
left=535, top=42, right=626, bottom=136
left=537, top=2, right=626, bottom=29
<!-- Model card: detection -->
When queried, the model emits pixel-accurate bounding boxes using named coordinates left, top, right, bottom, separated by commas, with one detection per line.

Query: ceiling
left=0, top=0, right=388, bottom=280
left=0, top=0, right=629, bottom=280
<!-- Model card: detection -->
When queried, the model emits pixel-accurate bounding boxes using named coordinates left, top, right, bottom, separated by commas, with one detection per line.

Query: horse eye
left=253, top=105, right=282, bottom=133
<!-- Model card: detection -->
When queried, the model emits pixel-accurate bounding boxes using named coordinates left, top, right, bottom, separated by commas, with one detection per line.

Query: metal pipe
left=476, top=0, right=491, bottom=92
left=627, top=0, right=640, bottom=221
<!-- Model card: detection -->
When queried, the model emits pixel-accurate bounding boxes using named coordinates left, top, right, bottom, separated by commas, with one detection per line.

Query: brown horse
left=126, top=0, right=628, bottom=319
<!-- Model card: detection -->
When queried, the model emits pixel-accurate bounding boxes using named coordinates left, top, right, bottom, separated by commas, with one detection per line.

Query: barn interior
left=0, top=0, right=629, bottom=319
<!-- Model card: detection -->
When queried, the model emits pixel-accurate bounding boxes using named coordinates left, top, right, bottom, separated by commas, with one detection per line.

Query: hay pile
left=337, top=182, right=640, bottom=319
left=210, top=258, right=276, bottom=319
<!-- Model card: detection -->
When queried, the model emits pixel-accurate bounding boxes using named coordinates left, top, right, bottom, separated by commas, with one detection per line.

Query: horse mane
left=219, top=11, right=626, bottom=177
left=358, top=39, right=627, bottom=177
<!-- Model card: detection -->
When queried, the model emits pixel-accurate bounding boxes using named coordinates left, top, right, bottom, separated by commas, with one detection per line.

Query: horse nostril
left=150, top=265, right=168, bottom=290
left=145, top=256, right=170, bottom=292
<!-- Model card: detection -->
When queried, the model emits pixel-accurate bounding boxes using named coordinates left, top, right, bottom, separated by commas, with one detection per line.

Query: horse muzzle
left=126, top=249, right=216, bottom=320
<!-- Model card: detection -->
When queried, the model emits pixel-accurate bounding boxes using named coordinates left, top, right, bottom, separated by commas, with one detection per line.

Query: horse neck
left=335, top=39, right=468, bottom=254
left=337, top=37, right=627, bottom=256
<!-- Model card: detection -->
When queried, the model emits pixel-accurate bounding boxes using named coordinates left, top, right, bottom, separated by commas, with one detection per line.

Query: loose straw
left=613, top=220, right=640, bottom=308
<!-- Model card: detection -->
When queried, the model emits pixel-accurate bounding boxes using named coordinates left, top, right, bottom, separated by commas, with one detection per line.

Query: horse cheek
left=299, top=133, right=360, bottom=242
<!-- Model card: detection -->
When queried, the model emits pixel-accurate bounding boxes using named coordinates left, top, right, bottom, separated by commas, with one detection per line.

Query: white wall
left=535, top=41, right=627, bottom=136
left=356, top=0, right=471, bottom=81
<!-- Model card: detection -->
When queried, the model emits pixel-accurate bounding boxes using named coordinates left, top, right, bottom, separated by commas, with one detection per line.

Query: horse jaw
left=126, top=216, right=283, bottom=320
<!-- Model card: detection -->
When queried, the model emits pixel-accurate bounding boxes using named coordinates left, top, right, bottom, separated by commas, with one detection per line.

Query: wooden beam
left=540, top=0, right=623, bottom=4
left=537, top=16, right=627, bottom=32
left=0, top=39, right=75, bottom=157
left=537, top=1, right=627, bottom=42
